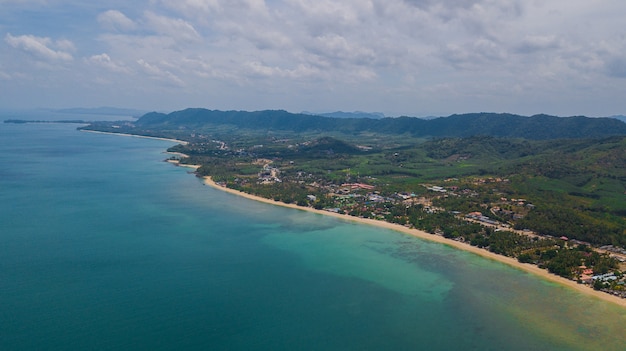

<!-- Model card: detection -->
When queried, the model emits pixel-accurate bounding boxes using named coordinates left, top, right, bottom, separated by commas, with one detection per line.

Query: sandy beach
left=81, top=130, right=189, bottom=145
left=166, top=159, right=201, bottom=169
left=203, top=176, right=626, bottom=309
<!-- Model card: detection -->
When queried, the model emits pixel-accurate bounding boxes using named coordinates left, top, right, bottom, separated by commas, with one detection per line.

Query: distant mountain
left=609, top=115, right=626, bottom=123
left=90, top=108, right=626, bottom=140
left=55, top=107, right=147, bottom=117
left=303, top=111, right=385, bottom=119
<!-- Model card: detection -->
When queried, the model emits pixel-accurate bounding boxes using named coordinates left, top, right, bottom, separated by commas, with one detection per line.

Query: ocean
left=1, top=120, right=625, bottom=350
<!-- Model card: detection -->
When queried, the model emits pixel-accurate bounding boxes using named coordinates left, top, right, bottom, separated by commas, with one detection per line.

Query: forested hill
left=132, top=109, right=626, bottom=139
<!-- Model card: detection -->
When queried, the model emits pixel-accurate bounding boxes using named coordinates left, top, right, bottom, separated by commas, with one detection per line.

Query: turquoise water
left=1, top=122, right=625, bottom=350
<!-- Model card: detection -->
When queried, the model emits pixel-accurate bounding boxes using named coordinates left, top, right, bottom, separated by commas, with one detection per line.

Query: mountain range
left=130, top=108, right=626, bottom=140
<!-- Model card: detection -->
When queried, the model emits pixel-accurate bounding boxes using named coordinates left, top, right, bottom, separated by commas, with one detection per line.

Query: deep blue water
left=1, top=121, right=625, bottom=350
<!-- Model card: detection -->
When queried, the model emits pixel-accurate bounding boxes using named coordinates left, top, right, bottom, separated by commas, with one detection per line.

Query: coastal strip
left=80, top=129, right=189, bottom=145
left=202, top=176, right=626, bottom=309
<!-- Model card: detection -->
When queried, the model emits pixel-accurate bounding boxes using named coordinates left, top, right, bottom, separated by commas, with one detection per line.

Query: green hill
left=128, top=109, right=626, bottom=140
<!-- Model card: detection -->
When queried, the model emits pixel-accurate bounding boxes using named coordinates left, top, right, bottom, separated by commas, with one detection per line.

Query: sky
left=1, top=0, right=625, bottom=117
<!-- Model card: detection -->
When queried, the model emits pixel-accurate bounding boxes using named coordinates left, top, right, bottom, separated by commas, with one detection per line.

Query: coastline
left=75, top=126, right=626, bottom=309
left=202, top=176, right=626, bottom=309
left=80, top=129, right=189, bottom=145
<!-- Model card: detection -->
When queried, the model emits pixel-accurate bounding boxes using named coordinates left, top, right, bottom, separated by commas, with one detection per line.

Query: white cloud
left=136, top=59, right=185, bottom=86
left=516, top=35, right=561, bottom=53
left=244, top=60, right=323, bottom=80
left=104, top=1, right=626, bottom=114
left=2, top=0, right=626, bottom=115
left=5, top=33, right=74, bottom=61
left=143, top=11, right=201, bottom=42
left=55, top=38, right=76, bottom=52
left=245, top=61, right=277, bottom=77
left=161, top=0, right=269, bottom=20
left=97, top=10, right=136, bottom=32
left=86, top=53, right=131, bottom=74
left=180, top=57, right=219, bottom=78
left=160, top=0, right=222, bottom=17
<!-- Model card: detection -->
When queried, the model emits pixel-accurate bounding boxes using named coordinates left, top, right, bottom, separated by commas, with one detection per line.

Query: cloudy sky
left=1, top=0, right=625, bottom=117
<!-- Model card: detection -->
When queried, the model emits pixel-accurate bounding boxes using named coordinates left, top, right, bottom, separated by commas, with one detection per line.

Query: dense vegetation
left=79, top=110, right=626, bottom=247
left=84, top=108, right=626, bottom=140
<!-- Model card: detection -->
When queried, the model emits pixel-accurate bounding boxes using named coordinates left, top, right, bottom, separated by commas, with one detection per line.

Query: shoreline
left=202, top=176, right=626, bottom=309
left=166, top=158, right=200, bottom=169
left=75, top=127, right=626, bottom=308
left=80, top=129, right=188, bottom=145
